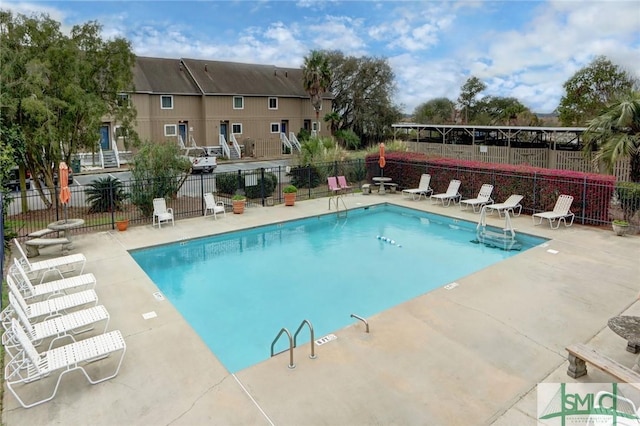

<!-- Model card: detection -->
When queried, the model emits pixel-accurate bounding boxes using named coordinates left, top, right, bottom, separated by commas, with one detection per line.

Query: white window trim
left=161, top=95, right=173, bottom=110
left=164, top=124, right=177, bottom=136
left=270, top=123, right=280, bottom=133
left=232, top=123, right=243, bottom=134
left=233, top=96, right=244, bottom=110
left=312, top=122, right=318, bottom=131
left=117, top=93, right=130, bottom=107
left=268, top=97, right=278, bottom=110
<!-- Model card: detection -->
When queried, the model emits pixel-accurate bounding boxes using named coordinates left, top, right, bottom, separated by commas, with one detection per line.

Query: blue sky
left=4, top=1, right=640, bottom=114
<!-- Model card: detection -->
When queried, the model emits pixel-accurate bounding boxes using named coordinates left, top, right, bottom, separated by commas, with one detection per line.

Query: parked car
left=4, top=167, right=31, bottom=191
left=180, top=147, right=217, bottom=173
left=37, top=167, right=74, bottom=185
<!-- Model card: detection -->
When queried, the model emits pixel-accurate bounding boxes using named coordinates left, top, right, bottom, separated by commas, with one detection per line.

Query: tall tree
left=557, top=56, right=637, bottom=126
left=413, top=98, right=456, bottom=124
left=302, top=50, right=331, bottom=134
left=326, top=51, right=402, bottom=145
left=457, top=76, right=486, bottom=124
left=583, top=91, right=640, bottom=183
left=0, top=11, right=137, bottom=207
left=475, top=96, right=535, bottom=125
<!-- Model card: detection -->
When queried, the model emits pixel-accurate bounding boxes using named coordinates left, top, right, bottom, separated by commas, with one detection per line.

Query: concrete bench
left=28, top=228, right=58, bottom=238
left=362, top=183, right=398, bottom=194
left=25, top=237, right=71, bottom=258
left=566, top=343, right=640, bottom=390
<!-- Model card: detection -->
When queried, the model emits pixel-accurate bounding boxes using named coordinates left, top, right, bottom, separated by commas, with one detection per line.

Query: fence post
left=200, top=173, right=205, bottom=215
left=260, top=168, right=266, bottom=206
left=110, top=179, right=116, bottom=230
left=307, top=165, right=311, bottom=200
left=581, top=176, right=587, bottom=225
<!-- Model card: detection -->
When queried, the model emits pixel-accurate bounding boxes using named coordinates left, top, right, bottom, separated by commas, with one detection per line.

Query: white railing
left=280, top=132, right=292, bottom=151
left=178, top=135, right=186, bottom=149
left=98, top=147, right=105, bottom=169
left=288, top=132, right=301, bottom=152
left=188, top=134, right=198, bottom=147
left=112, top=141, right=121, bottom=168
left=229, top=133, right=242, bottom=158
left=219, top=134, right=230, bottom=159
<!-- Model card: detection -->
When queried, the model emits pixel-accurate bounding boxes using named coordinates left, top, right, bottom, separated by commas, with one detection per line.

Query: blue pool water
left=131, top=204, right=546, bottom=372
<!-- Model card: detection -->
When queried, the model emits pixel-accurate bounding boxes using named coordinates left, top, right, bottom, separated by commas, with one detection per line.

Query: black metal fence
left=4, top=158, right=636, bottom=237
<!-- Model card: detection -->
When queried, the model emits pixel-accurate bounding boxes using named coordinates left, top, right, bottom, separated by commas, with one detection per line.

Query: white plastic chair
left=2, top=294, right=110, bottom=357
left=532, top=194, right=575, bottom=229
left=460, top=184, right=494, bottom=212
left=484, top=194, right=524, bottom=218
left=12, top=258, right=96, bottom=300
left=402, top=174, right=433, bottom=201
left=153, top=198, right=174, bottom=228
left=204, top=193, right=226, bottom=220
left=5, top=318, right=126, bottom=408
left=431, top=179, right=461, bottom=207
left=1, top=275, right=99, bottom=331
left=10, top=238, right=86, bottom=283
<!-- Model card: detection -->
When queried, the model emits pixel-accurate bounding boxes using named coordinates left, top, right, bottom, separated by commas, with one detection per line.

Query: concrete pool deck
left=3, top=193, right=639, bottom=425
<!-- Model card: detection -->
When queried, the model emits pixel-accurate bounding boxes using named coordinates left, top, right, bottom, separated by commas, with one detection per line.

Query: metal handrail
left=293, top=319, right=316, bottom=359
left=270, top=327, right=295, bottom=369
left=350, top=313, right=369, bottom=333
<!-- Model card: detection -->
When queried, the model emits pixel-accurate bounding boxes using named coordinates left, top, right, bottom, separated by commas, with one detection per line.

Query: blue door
left=179, top=123, right=188, bottom=146
left=100, top=125, right=110, bottom=150
left=219, top=123, right=228, bottom=143
left=281, top=121, right=288, bottom=135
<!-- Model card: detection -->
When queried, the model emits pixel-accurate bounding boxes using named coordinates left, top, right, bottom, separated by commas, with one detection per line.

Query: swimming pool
left=131, top=204, right=547, bottom=372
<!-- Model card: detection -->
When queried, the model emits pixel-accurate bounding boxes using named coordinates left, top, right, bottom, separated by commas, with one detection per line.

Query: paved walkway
left=3, top=193, right=639, bottom=425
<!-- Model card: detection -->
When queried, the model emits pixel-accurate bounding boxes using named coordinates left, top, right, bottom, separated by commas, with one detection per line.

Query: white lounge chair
left=402, top=174, right=433, bottom=201
left=204, top=193, right=226, bottom=220
left=431, top=179, right=461, bottom=207
left=5, top=318, right=126, bottom=408
left=10, top=238, right=86, bottom=283
left=484, top=194, right=524, bottom=218
left=2, top=294, right=110, bottom=357
left=532, top=194, right=575, bottom=229
left=12, top=258, right=96, bottom=300
left=153, top=198, right=174, bottom=228
left=460, top=184, right=494, bottom=212
left=1, top=275, right=99, bottom=330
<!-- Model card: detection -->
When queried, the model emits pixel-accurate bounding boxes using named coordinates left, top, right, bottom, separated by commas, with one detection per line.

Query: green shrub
left=216, top=173, right=239, bottom=195
left=616, top=181, right=640, bottom=221
left=85, top=176, right=128, bottom=213
left=289, top=165, right=322, bottom=188
left=244, top=173, right=278, bottom=198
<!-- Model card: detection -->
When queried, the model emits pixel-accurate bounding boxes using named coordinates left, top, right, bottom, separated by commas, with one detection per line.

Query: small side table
left=608, top=316, right=640, bottom=353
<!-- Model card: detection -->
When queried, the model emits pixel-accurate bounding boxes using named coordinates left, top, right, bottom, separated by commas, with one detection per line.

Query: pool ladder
left=270, top=319, right=316, bottom=369
left=329, top=194, right=347, bottom=218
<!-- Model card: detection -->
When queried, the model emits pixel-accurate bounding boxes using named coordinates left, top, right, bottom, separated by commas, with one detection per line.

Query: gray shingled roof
left=133, top=56, right=330, bottom=99
left=133, top=57, right=201, bottom=95
left=181, top=58, right=307, bottom=97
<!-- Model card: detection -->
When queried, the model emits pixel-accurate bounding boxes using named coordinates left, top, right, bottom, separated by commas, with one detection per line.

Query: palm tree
left=323, top=111, right=340, bottom=135
left=302, top=50, right=331, bottom=135
left=583, top=91, right=640, bottom=182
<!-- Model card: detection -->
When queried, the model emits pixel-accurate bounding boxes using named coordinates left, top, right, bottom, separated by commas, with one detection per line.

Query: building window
left=312, top=122, right=318, bottom=131
left=233, top=96, right=244, bottom=109
left=268, top=97, right=278, bottom=110
left=117, top=93, right=130, bottom=107
left=164, top=124, right=177, bottom=136
left=270, top=123, right=280, bottom=133
left=161, top=95, right=173, bottom=109
left=232, top=123, right=242, bottom=134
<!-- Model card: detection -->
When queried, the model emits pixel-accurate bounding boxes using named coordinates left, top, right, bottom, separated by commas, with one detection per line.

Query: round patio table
left=48, top=218, right=85, bottom=249
left=373, top=177, right=392, bottom=194
left=608, top=316, right=640, bottom=354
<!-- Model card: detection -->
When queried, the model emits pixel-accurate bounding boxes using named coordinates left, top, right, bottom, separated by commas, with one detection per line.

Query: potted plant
left=115, top=217, right=129, bottom=231
left=283, top=185, right=297, bottom=206
left=232, top=194, right=246, bottom=214
left=612, top=219, right=630, bottom=236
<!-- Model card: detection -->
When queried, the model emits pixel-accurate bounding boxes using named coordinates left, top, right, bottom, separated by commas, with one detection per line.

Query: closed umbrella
left=59, top=162, right=71, bottom=222
left=378, top=143, right=386, bottom=175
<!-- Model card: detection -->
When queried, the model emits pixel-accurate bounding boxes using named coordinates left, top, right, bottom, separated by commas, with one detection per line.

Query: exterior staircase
left=102, top=150, right=119, bottom=168
left=227, top=146, right=241, bottom=161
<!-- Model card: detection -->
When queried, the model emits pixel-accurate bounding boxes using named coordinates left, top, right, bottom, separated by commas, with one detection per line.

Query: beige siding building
left=102, top=56, right=331, bottom=159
